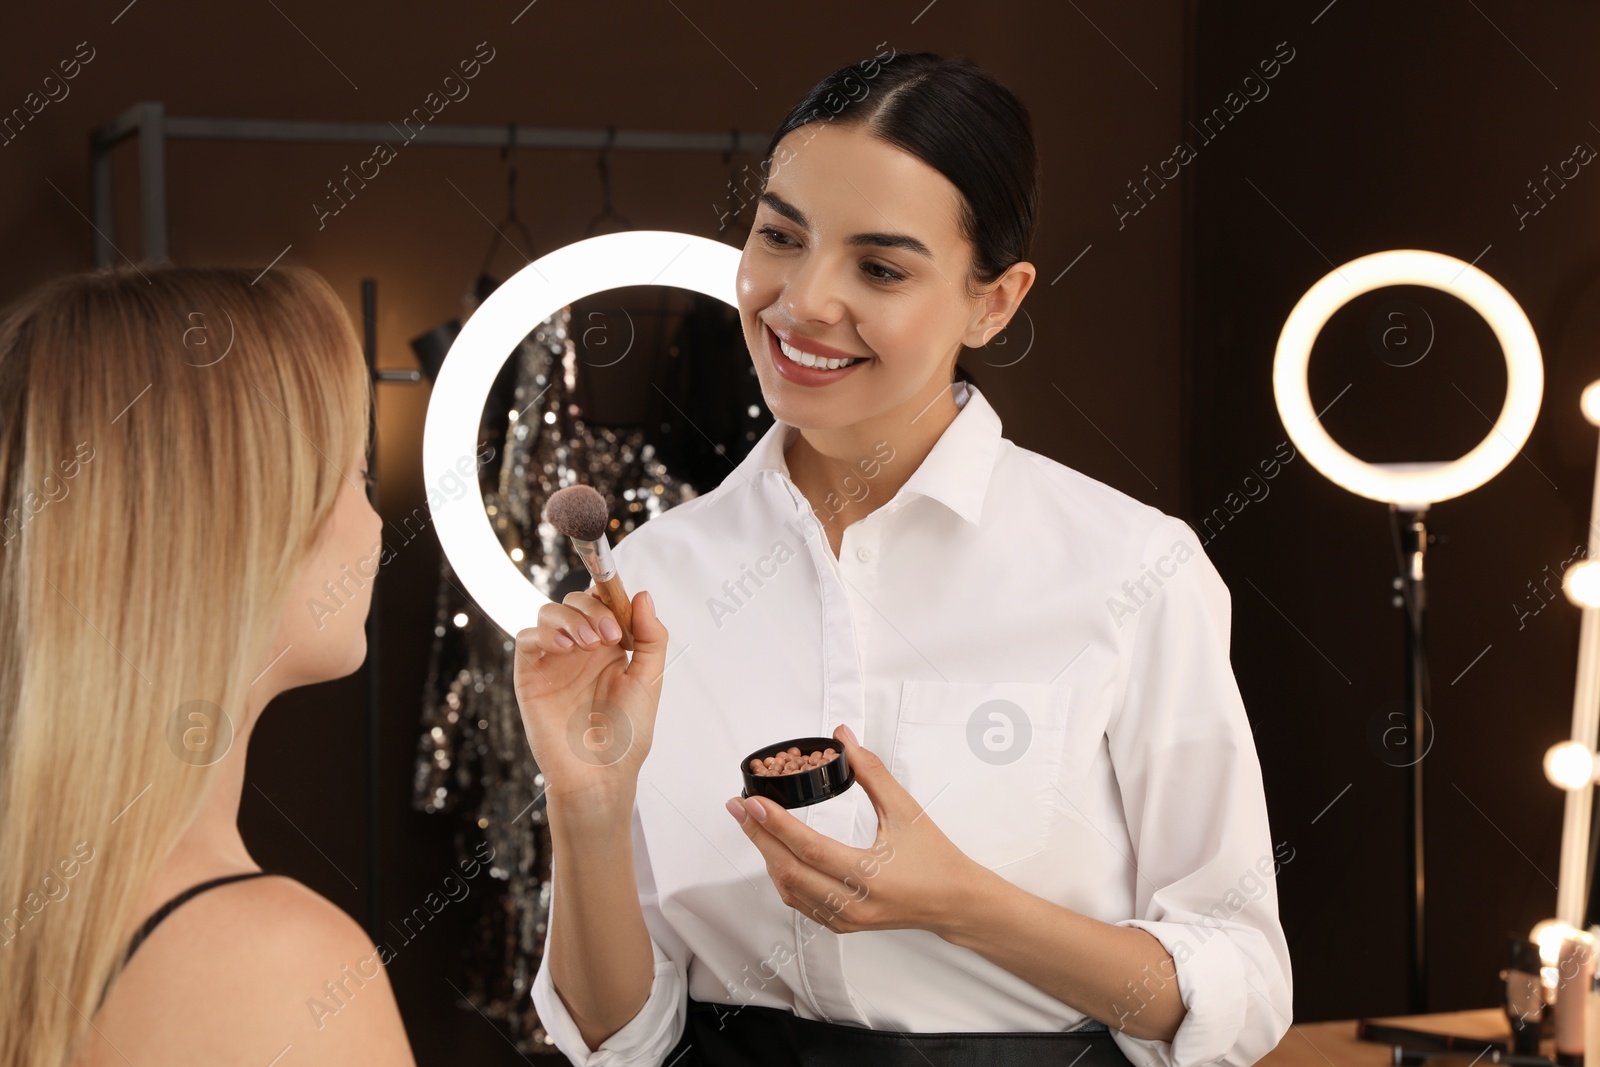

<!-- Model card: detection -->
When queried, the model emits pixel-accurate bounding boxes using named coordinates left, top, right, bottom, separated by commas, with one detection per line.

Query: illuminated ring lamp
left=1274, top=249, right=1543, bottom=508
left=1272, top=248, right=1544, bottom=1014
left=422, top=230, right=742, bottom=639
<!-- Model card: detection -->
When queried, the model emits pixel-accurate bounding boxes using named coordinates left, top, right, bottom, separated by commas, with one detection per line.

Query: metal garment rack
left=88, top=101, right=768, bottom=265
left=87, top=101, right=767, bottom=942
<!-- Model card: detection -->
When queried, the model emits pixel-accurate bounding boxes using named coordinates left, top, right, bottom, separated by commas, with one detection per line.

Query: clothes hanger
left=415, top=125, right=538, bottom=377
left=581, top=126, right=635, bottom=238
left=474, top=122, right=538, bottom=302
left=721, top=127, right=746, bottom=233
left=567, top=126, right=632, bottom=421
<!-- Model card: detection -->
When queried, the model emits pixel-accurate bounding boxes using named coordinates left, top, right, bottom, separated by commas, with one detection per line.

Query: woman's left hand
left=725, top=723, right=991, bottom=938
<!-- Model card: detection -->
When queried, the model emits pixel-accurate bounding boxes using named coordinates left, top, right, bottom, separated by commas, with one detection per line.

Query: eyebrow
left=757, top=192, right=934, bottom=259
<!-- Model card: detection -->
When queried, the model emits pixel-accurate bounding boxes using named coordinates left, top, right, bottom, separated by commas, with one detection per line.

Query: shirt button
left=857, top=547, right=872, bottom=562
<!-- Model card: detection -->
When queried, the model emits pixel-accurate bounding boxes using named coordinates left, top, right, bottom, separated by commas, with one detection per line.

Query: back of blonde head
left=0, top=263, right=371, bottom=1067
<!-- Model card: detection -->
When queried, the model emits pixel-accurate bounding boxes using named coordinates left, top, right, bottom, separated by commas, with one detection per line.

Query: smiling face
left=736, top=121, right=1020, bottom=432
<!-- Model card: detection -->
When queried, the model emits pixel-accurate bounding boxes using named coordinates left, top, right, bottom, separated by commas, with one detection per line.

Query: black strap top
left=121, top=870, right=280, bottom=966
left=96, top=869, right=280, bottom=1014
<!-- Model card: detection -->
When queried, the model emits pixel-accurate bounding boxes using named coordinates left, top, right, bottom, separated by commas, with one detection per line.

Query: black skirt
left=664, top=997, right=1140, bottom=1067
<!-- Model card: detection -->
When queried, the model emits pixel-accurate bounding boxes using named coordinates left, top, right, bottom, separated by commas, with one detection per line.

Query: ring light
left=422, top=230, right=743, bottom=638
left=1271, top=248, right=1545, bottom=1012
left=1272, top=248, right=1544, bottom=508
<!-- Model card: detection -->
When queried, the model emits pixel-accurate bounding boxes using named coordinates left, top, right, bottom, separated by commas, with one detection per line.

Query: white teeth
left=778, top=336, right=861, bottom=371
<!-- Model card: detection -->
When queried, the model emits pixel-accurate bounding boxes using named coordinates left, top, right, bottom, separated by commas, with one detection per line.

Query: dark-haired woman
left=514, top=50, right=1292, bottom=1067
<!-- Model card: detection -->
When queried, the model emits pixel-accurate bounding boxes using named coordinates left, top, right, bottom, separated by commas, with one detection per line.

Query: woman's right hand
left=513, top=586, right=668, bottom=819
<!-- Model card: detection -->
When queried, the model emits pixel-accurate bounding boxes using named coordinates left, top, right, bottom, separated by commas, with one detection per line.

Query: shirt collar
left=730, top=380, right=1004, bottom=527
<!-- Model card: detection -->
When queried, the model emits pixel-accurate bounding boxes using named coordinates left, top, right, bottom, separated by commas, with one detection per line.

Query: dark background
left=3, top=1, right=1596, bottom=1062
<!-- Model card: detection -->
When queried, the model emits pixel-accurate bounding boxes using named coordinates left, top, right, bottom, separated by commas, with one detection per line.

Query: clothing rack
left=89, top=101, right=769, bottom=265
left=87, top=100, right=767, bottom=943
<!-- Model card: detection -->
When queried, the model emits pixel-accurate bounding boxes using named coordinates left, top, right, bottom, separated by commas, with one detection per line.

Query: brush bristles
left=543, top=484, right=610, bottom=542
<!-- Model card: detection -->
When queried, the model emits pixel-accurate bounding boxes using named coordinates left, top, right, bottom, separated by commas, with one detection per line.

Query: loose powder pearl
left=749, top=747, right=841, bottom=777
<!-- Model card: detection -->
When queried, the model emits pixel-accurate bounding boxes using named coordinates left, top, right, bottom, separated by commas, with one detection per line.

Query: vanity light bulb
left=1532, top=919, right=1580, bottom=967
left=1581, top=380, right=1600, bottom=427
left=1564, top=559, right=1600, bottom=608
left=1544, top=741, right=1596, bottom=790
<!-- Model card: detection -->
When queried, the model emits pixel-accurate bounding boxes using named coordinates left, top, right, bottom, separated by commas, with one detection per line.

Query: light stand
left=1273, top=248, right=1544, bottom=1013
left=1394, top=503, right=1431, bottom=1012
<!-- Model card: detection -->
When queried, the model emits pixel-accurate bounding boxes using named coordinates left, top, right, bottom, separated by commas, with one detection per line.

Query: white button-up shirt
left=531, top=380, right=1293, bottom=1067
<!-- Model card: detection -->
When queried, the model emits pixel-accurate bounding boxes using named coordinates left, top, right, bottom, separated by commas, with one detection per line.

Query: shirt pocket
left=888, top=680, right=1069, bottom=871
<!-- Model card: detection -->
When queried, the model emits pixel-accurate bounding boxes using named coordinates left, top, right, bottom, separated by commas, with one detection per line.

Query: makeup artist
left=512, top=49, right=1293, bottom=1067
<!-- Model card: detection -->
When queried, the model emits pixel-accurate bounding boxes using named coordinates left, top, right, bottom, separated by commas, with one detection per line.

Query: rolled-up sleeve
left=1104, top=516, right=1294, bottom=1067
left=530, top=796, right=691, bottom=1066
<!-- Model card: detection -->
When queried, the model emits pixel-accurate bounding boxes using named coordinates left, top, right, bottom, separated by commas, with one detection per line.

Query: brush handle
left=569, top=534, right=635, bottom=652
left=594, top=573, right=636, bottom=652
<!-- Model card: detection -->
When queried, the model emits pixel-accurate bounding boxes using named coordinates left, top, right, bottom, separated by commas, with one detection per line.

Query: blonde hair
left=0, top=263, right=372, bottom=1066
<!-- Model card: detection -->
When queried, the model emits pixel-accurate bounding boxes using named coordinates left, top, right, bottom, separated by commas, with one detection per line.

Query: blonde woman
left=0, top=264, right=415, bottom=1065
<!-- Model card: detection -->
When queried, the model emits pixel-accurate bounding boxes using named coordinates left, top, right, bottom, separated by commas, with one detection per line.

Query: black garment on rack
left=644, top=291, right=769, bottom=491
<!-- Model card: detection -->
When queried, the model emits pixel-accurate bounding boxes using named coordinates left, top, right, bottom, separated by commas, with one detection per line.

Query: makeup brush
left=542, top=485, right=635, bottom=651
